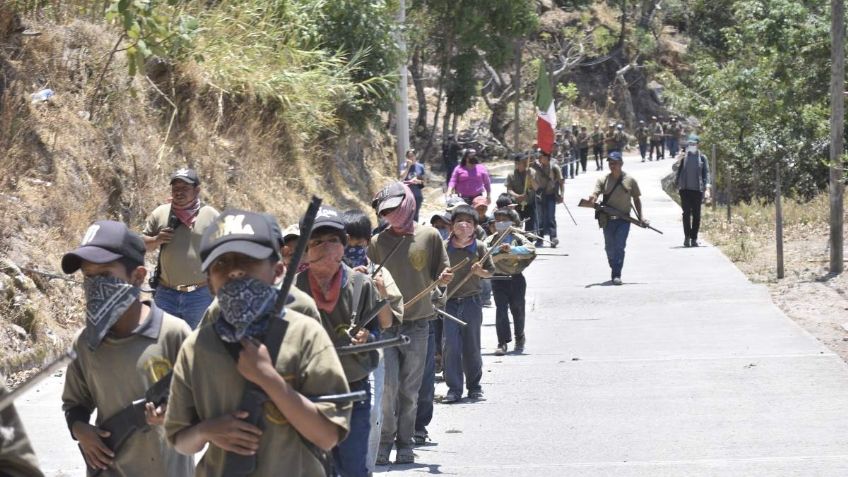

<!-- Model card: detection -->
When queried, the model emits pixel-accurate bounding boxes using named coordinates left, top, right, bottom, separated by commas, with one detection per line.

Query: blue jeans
left=480, top=278, right=492, bottom=304
left=639, top=141, right=647, bottom=160
left=415, top=320, right=436, bottom=434
left=153, top=285, right=213, bottom=329
left=443, top=295, right=483, bottom=396
left=333, top=379, right=371, bottom=477
left=381, top=320, right=430, bottom=451
left=669, top=137, right=680, bottom=157
left=603, top=219, right=631, bottom=279
left=366, top=357, right=385, bottom=471
left=539, top=194, right=558, bottom=239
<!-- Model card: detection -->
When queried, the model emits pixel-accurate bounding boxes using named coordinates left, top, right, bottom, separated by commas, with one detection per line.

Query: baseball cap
left=282, top=224, right=300, bottom=242
left=430, top=212, right=451, bottom=225
left=62, top=221, right=145, bottom=274
left=445, top=196, right=466, bottom=212
left=607, top=151, right=623, bottom=162
left=169, top=168, right=200, bottom=186
left=261, top=213, right=285, bottom=247
left=200, top=209, right=280, bottom=272
left=687, top=134, right=701, bottom=144
left=372, top=182, right=407, bottom=214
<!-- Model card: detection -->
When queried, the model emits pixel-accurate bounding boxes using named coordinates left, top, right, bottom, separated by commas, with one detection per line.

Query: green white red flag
left=535, top=64, right=556, bottom=154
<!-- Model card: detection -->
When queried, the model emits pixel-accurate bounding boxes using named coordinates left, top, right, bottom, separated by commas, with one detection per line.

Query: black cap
left=169, top=168, right=200, bottom=186
left=200, top=209, right=280, bottom=272
left=430, top=211, right=451, bottom=225
left=372, top=182, right=407, bottom=214
left=261, top=213, right=285, bottom=247
left=62, top=221, right=145, bottom=274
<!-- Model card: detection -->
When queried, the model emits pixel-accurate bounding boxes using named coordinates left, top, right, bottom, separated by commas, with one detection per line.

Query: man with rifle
left=369, top=182, right=452, bottom=465
left=60, top=220, right=194, bottom=475
left=164, top=209, right=352, bottom=476
left=295, top=206, right=394, bottom=477
left=584, top=152, right=648, bottom=285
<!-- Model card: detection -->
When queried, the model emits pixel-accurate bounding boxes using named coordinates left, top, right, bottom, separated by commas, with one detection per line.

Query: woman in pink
left=447, top=149, right=491, bottom=204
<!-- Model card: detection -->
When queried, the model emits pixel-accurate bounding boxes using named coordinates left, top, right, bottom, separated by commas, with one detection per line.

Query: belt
left=163, top=282, right=207, bottom=293
left=448, top=294, right=479, bottom=303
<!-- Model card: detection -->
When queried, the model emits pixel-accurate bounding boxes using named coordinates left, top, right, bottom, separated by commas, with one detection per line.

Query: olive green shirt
left=505, top=168, right=537, bottom=206
left=0, top=382, right=44, bottom=477
left=533, top=163, right=563, bottom=196
left=593, top=172, right=641, bottom=227
left=446, top=240, right=495, bottom=299
left=295, top=265, right=379, bottom=383
left=61, top=304, right=194, bottom=477
left=143, top=204, right=219, bottom=287
left=591, top=131, right=604, bottom=147
left=164, top=311, right=351, bottom=477
left=367, top=224, right=449, bottom=322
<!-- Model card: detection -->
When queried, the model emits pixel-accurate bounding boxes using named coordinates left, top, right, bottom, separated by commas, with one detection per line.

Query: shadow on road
left=585, top=281, right=646, bottom=288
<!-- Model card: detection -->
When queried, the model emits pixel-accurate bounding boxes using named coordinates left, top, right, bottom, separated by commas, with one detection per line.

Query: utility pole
left=776, top=160, right=784, bottom=279
left=512, top=39, right=523, bottom=151
left=829, top=0, right=845, bottom=274
left=394, top=0, right=410, bottom=174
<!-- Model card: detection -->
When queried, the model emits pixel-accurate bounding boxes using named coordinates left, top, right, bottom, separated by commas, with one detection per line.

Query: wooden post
left=726, top=158, right=732, bottom=224
left=829, top=0, right=845, bottom=274
left=711, top=144, right=717, bottom=210
left=776, top=160, right=785, bottom=279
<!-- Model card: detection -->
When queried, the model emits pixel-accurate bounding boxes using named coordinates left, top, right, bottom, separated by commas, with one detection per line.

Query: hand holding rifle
left=578, top=197, right=663, bottom=234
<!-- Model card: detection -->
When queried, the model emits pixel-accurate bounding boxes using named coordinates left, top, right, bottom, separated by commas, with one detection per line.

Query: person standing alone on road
left=586, top=152, right=646, bottom=285
left=674, top=135, right=711, bottom=247
left=142, top=168, right=219, bottom=329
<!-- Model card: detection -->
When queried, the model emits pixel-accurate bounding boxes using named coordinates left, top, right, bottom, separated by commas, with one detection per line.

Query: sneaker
left=515, top=335, right=526, bottom=352
left=395, top=448, right=415, bottom=464
left=482, top=300, right=493, bottom=308
left=413, top=430, right=428, bottom=446
left=535, top=240, right=544, bottom=248
left=612, top=277, right=623, bottom=286
left=443, top=392, right=461, bottom=404
left=467, top=390, right=484, bottom=400
left=684, top=238, right=691, bottom=248
left=494, top=343, right=507, bottom=356
left=376, top=444, right=392, bottom=466
left=691, top=240, right=700, bottom=247
left=550, top=237, right=560, bottom=248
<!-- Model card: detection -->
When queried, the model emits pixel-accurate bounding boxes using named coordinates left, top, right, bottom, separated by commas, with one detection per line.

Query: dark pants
left=411, top=187, right=423, bottom=223
left=638, top=141, right=647, bottom=160
left=334, top=379, right=371, bottom=477
left=649, top=140, right=662, bottom=160
left=603, top=219, right=631, bottom=279
left=415, top=321, right=436, bottom=434
left=579, top=148, right=589, bottom=172
left=680, top=189, right=704, bottom=241
left=443, top=295, right=483, bottom=396
left=593, top=145, right=604, bottom=170
left=668, top=137, right=680, bottom=157
left=539, top=194, right=558, bottom=239
left=518, top=198, right=539, bottom=237
left=444, top=160, right=457, bottom=183
left=492, top=274, right=526, bottom=346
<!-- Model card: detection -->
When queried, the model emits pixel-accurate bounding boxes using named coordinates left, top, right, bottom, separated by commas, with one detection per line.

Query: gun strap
left=601, top=174, right=625, bottom=207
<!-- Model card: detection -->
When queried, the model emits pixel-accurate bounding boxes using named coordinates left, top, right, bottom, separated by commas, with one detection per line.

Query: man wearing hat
left=591, top=123, right=605, bottom=171
left=674, top=134, right=712, bottom=247
left=586, top=152, right=646, bottom=285
left=142, top=168, right=219, bottom=329
left=295, top=205, right=393, bottom=477
left=635, top=120, right=649, bottom=162
left=649, top=116, right=664, bottom=160
left=164, top=209, right=352, bottom=475
left=530, top=151, right=564, bottom=248
left=667, top=117, right=683, bottom=157
left=369, top=182, right=452, bottom=465
left=505, top=153, right=539, bottom=237
left=60, top=220, right=194, bottom=475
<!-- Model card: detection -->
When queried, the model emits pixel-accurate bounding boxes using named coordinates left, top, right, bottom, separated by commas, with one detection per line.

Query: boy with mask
left=442, top=205, right=495, bottom=404
left=341, top=209, right=404, bottom=471
left=486, top=203, right=537, bottom=356
left=369, top=182, right=453, bottom=465
left=295, top=206, right=394, bottom=477
left=164, top=210, right=351, bottom=476
left=60, top=220, right=194, bottom=476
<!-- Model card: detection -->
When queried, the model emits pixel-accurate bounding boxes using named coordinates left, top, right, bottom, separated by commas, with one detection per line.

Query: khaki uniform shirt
left=505, top=169, right=537, bottom=206
left=577, top=132, right=590, bottom=149
left=198, top=286, right=321, bottom=329
left=533, top=163, right=563, bottom=196
left=651, top=123, right=664, bottom=141
left=143, top=204, right=219, bottom=287
left=592, top=172, right=641, bottom=227
left=446, top=240, right=495, bottom=299
left=164, top=311, right=351, bottom=477
left=367, top=225, right=449, bottom=322
left=295, top=265, right=379, bottom=383
left=0, top=382, right=44, bottom=477
left=61, top=304, right=194, bottom=477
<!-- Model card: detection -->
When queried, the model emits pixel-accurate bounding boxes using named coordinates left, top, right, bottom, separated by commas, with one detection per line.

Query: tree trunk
left=411, top=47, right=428, bottom=138
left=488, top=100, right=512, bottom=145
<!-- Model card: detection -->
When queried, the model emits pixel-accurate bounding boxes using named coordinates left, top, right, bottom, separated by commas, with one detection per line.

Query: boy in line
left=61, top=220, right=194, bottom=476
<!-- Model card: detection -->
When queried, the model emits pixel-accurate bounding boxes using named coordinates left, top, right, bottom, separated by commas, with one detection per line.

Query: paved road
left=12, top=154, right=848, bottom=476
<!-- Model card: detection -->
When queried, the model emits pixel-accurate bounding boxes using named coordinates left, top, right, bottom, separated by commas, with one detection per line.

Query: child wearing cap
left=164, top=209, right=351, bottom=476
left=441, top=205, right=495, bottom=404
left=294, top=206, right=395, bottom=477
left=60, top=220, right=194, bottom=476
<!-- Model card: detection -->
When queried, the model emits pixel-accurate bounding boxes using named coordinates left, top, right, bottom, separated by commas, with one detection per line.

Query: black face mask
left=469, top=157, right=479, bottom=164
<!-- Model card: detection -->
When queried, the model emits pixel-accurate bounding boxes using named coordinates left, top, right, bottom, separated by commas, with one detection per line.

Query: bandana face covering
left=344, top=245, right=368, bottom=268
left=214, top=277, right=279, bottom=343
left=494, top=221, right=511, bottom=233
left=83, top=276, right=141, bottom=350
left=383, top=185, right=416, bottom=235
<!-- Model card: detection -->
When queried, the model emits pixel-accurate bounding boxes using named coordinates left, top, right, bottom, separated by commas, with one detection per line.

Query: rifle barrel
left=310, top=390, right=368, bottom=404
left=336, top=335, right=411, bottom=356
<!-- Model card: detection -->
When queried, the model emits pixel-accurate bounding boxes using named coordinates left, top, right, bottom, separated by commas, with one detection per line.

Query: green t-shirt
left=62, top=304, right=194, bottom=477
left=533, top=163, right=563, bottom=196
left=446, top=239, right=495, bottom=298
left=143, top=204, right=219, bottom=287
left=164, top=311, right=351, bottom=477
left=367, top=225, right=449, bottom=322
left=505, top=169, right=537, bottom=205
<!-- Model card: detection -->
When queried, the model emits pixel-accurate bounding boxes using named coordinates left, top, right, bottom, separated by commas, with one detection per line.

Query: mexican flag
left=535, top=64, right=556, bottom=154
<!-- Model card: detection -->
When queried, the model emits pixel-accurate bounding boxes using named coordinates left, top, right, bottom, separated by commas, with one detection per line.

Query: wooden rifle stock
left=577, top=199, right=663, bottom=234
left=403, top=257, right=470, bottom=309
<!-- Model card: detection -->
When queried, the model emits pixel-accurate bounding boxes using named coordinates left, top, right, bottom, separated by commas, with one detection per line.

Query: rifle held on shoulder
left=577, top=199, right=663, bottom=234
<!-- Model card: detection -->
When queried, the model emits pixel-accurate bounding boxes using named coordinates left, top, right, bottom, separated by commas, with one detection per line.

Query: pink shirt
left=448, top=164, right=491, bottom=197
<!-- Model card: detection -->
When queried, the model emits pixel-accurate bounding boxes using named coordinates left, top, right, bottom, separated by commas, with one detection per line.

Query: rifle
left=310, top=391, right=368, bottom=404
left=435, top=308, right=467, bottom=327
left=577, top=199, right=663, bottom=234
left=336, top=335, right=411, bottom=355
left=347, top=299, right=388, bottom=339
left=85, top=372, right=173, bottom=476
left=445, top=229, right=509, bottom=300
left=562, top=201, right=578, bottom=226
left=371, top=236, right=405, bottom=279
left=506, top=226, right=553, bottom=246
left=0, top=350, right=77, bottom=411
left=403, top=257, right=469, bottom=309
